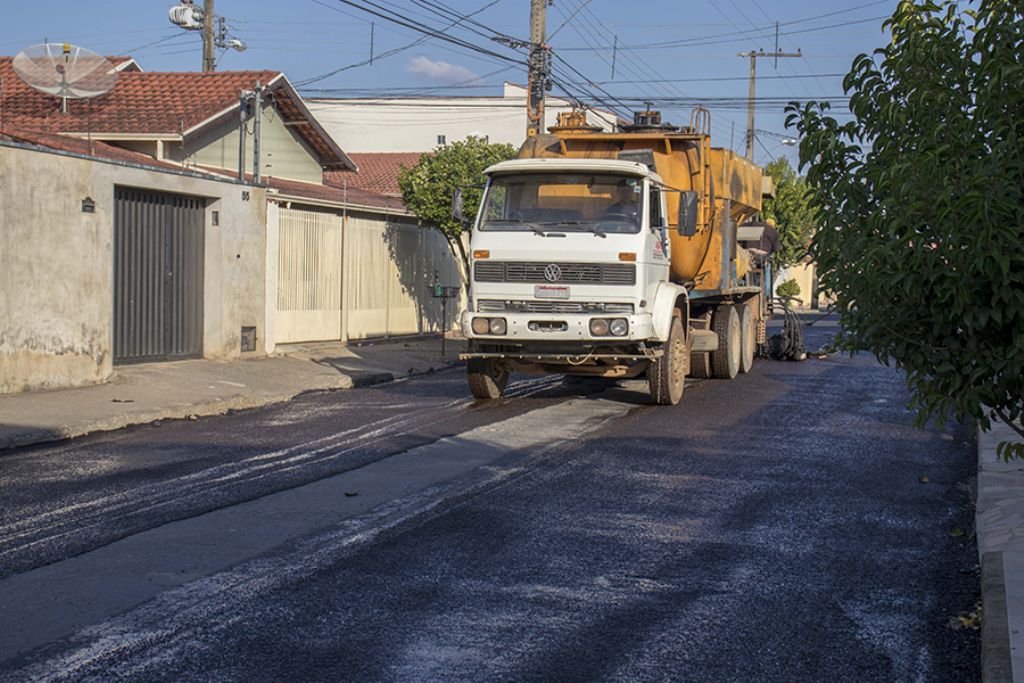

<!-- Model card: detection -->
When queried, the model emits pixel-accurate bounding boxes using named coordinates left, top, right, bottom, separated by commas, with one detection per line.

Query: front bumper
left=460, top=310, right=656, bottom=342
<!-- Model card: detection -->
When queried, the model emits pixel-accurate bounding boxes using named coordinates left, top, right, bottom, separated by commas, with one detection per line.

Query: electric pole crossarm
left=737, top=49, right=802, bottom=161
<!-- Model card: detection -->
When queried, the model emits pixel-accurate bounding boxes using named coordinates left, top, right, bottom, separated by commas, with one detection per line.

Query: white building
left=307, top=83, right=623, bottom=153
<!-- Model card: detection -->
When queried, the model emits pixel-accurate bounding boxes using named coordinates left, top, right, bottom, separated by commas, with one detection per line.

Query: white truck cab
left=459, top=157, right=691, bottom=404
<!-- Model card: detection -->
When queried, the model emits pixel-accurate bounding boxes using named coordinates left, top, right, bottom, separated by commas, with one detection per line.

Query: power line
left=593, top=72, right=845, bottom=85
left=557, top=14, right=889, bottom=51
left=316, top=0, right=522, bottom=65
left=297, top=0, right=522, bottom=87
left=557, top=0, right=744, bottom=146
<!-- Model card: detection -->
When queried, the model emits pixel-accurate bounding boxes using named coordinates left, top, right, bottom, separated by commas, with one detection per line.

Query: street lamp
left=760, top=137, right=798, bottom=164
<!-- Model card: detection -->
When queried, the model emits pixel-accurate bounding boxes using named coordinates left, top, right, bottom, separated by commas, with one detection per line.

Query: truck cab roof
left=483, top=158, right=664, bottom=186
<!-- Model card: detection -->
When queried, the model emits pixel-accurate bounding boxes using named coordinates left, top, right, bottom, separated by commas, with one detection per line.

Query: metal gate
left=274, top=207, right=464, bottom=344
left=114, top=187, right=205, bottom=364
left=276, top=208, right=344, bottom=343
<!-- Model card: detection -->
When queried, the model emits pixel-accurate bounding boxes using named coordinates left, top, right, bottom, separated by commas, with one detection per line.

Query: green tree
left=398, top=137, right=517, bottom=280
left=776, top=279, right=801, bottom=300
left=762, top=157, right=818, bottom=269
left=787, top=0, right=1024, bottom=458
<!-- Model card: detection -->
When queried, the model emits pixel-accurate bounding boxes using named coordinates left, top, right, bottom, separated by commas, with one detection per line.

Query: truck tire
left=710, top=305, right=741, bottom=379
left=467, top=358, right=509, bottom=399
left=648, top=315, right=686, bottom=405
left=739, top=303, right=756, bottom=374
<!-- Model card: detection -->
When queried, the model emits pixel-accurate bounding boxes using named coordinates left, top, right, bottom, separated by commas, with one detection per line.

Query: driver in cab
left=603, top=179, right=640, bottom=226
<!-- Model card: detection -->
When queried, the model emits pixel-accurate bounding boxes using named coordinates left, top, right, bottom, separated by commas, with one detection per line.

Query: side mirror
left=451, top=188, right=464, bottom=223
left=678, top=191, right=699, bottom=236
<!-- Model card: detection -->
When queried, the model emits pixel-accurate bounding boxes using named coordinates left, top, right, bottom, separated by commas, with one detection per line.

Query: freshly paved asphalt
left=0, top=372, right=577, bottom=579
left=0, top=316, right=981, bottom=681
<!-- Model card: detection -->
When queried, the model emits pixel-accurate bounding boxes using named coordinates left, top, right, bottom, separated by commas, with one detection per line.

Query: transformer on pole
left=168, top=0, right=246, bottom=72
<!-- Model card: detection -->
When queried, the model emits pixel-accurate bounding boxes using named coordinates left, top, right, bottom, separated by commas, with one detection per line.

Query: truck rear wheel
left=467, top=358, right=509, bottom=399
left=739, top=303, right=756, bottom=374
left=648, top=315, right=686, bottom=405
left=710, top=305, right=741, bottom=379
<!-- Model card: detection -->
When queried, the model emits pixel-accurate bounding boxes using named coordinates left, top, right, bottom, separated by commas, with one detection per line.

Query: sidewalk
left=0, top=336, right=465, bottom=451
left=977, top=418, right=1024, bottom=682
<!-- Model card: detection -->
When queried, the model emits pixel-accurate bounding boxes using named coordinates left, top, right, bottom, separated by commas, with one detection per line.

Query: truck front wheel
left=648, top=315, right=686, bottom=405
left=467, top=358, right=510, bottom=399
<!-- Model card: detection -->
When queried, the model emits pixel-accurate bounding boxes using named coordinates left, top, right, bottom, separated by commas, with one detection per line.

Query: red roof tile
left=324, top=152, right=427, bottom=197
left=0, top=59, right=277, bottom=135
left=271, top=175, right=406, bottom=212
left=0, top=59, right=353, bottom=169
left=194, top=164, right=404, bottom=212
left=1, top=127, right=197, bottom=173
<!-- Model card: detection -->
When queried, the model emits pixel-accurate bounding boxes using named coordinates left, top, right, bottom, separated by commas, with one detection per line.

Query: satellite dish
left=13, top=43, right=117, bottom=113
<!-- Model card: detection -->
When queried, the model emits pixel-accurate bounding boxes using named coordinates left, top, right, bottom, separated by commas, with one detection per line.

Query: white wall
left=0, top=143, right=269, bottom=394
left=307, top=84, right=618, bottom=153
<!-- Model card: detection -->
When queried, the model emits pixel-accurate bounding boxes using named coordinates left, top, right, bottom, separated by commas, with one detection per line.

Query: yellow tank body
left=518, top=112, right=765, bottom=292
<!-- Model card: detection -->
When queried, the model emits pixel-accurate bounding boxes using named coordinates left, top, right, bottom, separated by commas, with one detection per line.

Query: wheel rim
left=670, top=327, right=685, bottom=398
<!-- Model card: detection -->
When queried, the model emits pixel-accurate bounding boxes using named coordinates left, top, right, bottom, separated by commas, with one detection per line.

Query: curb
left=0, top=361, right=461, bottom=452
left=982, top=550, right=1014, bottom=682
left=977, top=417, right=1024, bottom=683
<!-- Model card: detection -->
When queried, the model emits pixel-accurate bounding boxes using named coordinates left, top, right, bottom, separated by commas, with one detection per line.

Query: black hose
left=759, top=297, right=805, bottom=360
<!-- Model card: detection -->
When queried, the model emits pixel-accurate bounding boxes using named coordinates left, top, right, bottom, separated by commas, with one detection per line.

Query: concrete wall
left=775, top=259, right=832, bottom=309
left=0, top=142, right=268, bottom=394
left=307, top=84, right=618, bottom=153
left=184, top=102, right=324, bottom=184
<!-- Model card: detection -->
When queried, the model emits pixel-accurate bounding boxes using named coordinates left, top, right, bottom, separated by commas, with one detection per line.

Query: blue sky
left=0, top=1, right=895, bottom=167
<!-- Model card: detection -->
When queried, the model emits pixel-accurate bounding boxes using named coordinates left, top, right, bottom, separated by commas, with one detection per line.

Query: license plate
left=534, top=285, right=570, bottom=299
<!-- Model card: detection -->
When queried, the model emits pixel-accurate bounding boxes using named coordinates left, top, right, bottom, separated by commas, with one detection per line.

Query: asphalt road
left=0, top=316, right=981, bottom=681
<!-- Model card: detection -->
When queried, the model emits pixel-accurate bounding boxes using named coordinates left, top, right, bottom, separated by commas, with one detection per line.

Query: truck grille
left=477, top=300, right=635, bottom=314
left=474, top=261, right=636, bottom=285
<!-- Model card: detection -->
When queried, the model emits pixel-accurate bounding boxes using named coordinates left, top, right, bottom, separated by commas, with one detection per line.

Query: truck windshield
left=478, top=173, right=643, bottom=234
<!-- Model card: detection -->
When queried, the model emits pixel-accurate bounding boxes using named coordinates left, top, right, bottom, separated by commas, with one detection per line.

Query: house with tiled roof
left=0, top=57, right=460, bottom=387
left=0, top=59, right=354, bottom=184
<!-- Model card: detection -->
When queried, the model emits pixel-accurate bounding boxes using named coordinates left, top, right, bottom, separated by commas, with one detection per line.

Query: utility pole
left=526, top=0, right=549, bottom=138
left=252, top=82, right=263, bottom=183
left=202, top=0, right=216, bottom=72
left=738, top=48, right=801, bottom=160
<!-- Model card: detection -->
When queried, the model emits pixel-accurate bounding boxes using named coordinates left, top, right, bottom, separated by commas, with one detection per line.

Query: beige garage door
left=276, top=208, right=343, bottom=343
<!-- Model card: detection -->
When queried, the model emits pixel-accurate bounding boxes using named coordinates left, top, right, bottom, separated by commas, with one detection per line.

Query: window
left=437, top=134, right=447, bottom=145
left=648, top=186, right=664, bottom=229
left=479, top=173, right=644, bottom=234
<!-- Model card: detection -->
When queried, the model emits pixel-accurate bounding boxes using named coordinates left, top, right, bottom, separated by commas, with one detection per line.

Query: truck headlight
left=471, top=317, right=490, bottom=335
left=488, top=318, right=507, bottom=335
left=589, top=318, right=610, bottom=336
left=609, top=318, right=629, bottom=337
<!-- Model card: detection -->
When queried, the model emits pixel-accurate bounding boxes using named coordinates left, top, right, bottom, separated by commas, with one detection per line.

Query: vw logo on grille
left=543, top=263, right=562, bottom=282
